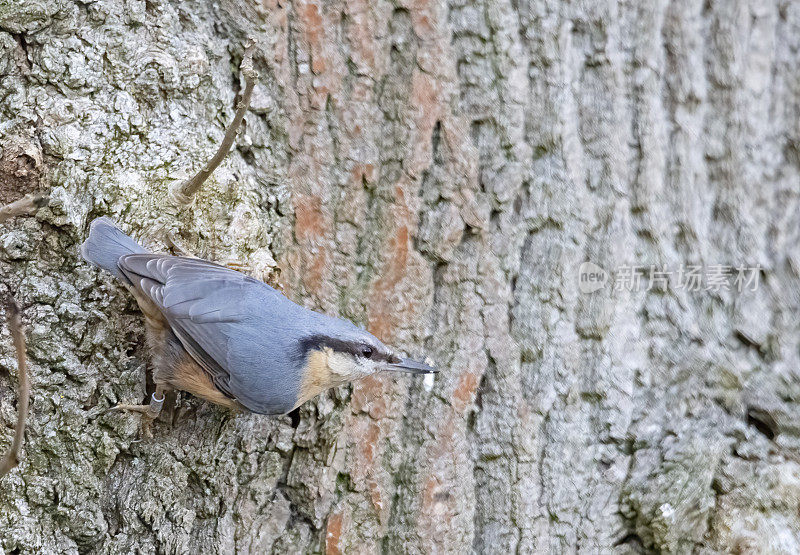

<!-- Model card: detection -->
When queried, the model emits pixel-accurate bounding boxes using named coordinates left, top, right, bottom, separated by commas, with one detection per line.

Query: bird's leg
left=164, top=232, right=252, bottom=275
left=163, top=231, right=194, bottom=258
left=218, top=259, right=253, bottom=274
left=112, top=384, right=169, bottom=438
left=114, top=387, right=166, bottom=417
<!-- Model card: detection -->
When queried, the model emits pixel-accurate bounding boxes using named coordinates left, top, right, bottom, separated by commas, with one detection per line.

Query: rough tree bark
left=2, top=0, right=800, bottom=553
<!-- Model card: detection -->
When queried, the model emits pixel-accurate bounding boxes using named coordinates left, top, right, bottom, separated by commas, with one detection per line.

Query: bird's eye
left=362, top=346, right=373, bottom=358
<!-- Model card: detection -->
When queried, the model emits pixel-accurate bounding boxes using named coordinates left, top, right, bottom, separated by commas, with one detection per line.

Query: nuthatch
left=81, top=217, right=436, bottom=424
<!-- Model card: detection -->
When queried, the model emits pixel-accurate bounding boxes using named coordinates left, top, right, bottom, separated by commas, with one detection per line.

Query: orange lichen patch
left=293, top=193, right=325, bottom=241
left=452, top=371, right=480, bottom=413
left=350, top=163, right=376, bottom=187
left=345, top=417, right=383, bottom=486
left=418, top=415, right=458, bottom=530
left=325, top=512, right=344, bottom=555
left=304, top=248, right=329, bottom=296
left=299, top=2, right=327, bottom=74
left=360, top=420, right=381, bottom=467
left=290, top=192, right=331, bottom=295
left=389, top=225, right=409, bottom=272
left=367, top=186, right=411, bottom=340
left=302, top=2, right=323, bottom=44
left=311, top=55, right=327, bottom=77
left=350, top=375, right=388, bottom=419
left=293, top=0, right=350, bottom=111
left=410, top=0, right=436, bottom=40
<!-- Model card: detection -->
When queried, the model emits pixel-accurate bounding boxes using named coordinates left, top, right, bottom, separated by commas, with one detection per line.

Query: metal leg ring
left=147, top=392, right=165, bottom=419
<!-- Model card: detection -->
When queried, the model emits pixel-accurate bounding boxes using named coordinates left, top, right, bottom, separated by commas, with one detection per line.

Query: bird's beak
left=382, top=357, right=437, bottom=374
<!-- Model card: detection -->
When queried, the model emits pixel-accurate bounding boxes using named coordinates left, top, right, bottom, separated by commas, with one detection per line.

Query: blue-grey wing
left=117, top=254, right=302, bottom=413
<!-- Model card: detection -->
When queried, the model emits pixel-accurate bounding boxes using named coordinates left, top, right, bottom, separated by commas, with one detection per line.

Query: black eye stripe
left=300, top=335, right=390, bottom=362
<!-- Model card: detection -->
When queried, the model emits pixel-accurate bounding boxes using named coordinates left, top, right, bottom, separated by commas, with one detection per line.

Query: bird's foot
left=110, top=391, right=166, bottom=439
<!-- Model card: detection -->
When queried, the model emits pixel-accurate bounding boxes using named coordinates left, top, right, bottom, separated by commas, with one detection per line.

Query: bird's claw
left=109, top=392, right=166, bottom=438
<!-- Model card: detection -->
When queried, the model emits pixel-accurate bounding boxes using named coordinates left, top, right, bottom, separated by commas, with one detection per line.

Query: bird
left=81, top=217, right=436, bottom=430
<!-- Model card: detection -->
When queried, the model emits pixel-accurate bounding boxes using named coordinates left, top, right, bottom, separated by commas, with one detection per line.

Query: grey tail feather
left=81, top=217, right=149, bottom=283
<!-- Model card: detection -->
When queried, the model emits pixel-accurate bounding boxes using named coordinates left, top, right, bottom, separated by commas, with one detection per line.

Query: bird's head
left=294, top=325, right=436, bottom=407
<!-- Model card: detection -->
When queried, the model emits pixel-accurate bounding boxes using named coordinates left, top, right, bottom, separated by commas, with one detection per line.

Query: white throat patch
left=325, top=347, right=378, bottom=382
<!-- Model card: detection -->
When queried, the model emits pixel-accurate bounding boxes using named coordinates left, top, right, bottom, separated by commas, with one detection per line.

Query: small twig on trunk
left=171, top=41, right=258, bottom=205
left=0, top=193, right=48, bottom=224
left=0, top=297, right=30, bottom=478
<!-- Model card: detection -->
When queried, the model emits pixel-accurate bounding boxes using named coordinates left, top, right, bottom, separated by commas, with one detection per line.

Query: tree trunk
left=2, top=0, right=800, bottom=552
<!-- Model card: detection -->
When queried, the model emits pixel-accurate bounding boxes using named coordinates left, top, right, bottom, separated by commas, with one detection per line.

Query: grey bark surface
left=1, top=0, right=799, bottom=553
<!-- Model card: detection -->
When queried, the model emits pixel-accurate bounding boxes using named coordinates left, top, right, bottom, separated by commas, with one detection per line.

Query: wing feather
left=117, top=253, right=297, bottom=410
